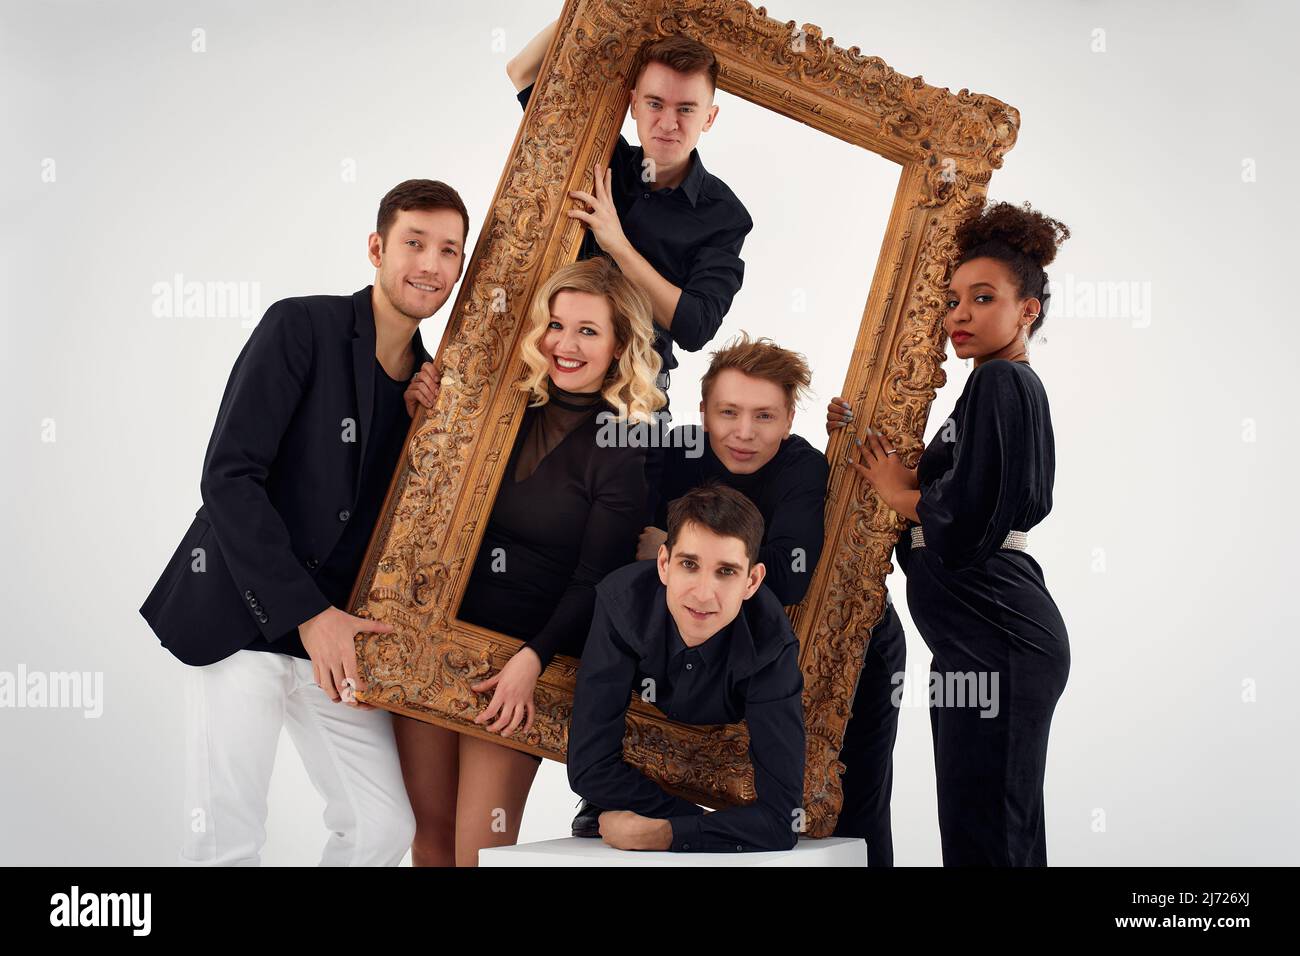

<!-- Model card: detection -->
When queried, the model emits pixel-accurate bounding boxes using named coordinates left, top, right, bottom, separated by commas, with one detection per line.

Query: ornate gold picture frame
left=349, top=0, right=1018, bottom=837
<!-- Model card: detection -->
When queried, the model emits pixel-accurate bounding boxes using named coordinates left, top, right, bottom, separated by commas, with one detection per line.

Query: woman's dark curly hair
left=954, top=201, right=1071, bottom=338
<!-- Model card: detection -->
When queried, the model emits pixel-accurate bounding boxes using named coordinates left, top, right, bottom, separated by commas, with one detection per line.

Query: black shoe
left=571, top=798, right=605, bottom=838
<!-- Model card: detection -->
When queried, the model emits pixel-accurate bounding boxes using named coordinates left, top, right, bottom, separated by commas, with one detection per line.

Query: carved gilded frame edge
left=348, top=0, right=1018, bottom=837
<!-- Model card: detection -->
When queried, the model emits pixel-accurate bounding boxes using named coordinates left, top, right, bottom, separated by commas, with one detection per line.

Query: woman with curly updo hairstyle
left=952, top=199, right=1070, bottom=346
left=829, top=200, right=1073, bottom=866
left=394, top=256, right=664, bottom=867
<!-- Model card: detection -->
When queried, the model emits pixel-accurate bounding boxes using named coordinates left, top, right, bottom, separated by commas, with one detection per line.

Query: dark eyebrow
left=644, top=94, right=700, bottom=107
left=677, top=551, right=744, bottom=571
left=945, top=281, right=996, bottom=294
left=403, top=227, right=460, bottom=247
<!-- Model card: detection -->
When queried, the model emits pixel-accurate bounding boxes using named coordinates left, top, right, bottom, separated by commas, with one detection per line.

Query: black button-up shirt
left=517, top=83, right=753, bottom=377
left=567, top=560, right=806, bottom=852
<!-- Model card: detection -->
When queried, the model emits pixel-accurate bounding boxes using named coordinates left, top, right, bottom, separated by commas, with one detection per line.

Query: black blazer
left=139, top=286, right=432, bottom=666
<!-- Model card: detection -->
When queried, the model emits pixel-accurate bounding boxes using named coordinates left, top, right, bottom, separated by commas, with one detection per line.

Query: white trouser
left=179, top=648, right=416, bottom=866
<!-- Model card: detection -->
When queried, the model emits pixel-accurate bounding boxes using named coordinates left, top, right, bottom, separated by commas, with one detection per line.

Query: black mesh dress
left=458, top=380, right=650, bottom=671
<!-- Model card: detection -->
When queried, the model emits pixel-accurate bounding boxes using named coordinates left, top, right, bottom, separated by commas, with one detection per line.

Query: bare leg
left=393, top=716, right=459, bottom=867
left=454, top=734, right=541, bottom=867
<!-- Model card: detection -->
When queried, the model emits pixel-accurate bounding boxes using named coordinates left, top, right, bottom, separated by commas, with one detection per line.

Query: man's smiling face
left=658, top=520, right=764, bottom=644
left=369, top=207, right=464, bottom=322
left=701, top=368, right=794, bottom=475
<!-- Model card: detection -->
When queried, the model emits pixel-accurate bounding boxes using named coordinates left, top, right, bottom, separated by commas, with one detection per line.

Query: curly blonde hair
left=516, top=257, right=665, bottom=423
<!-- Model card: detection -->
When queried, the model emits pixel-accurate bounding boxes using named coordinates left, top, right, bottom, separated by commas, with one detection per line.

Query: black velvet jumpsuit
left=896, top=358, right=1070, bottom=866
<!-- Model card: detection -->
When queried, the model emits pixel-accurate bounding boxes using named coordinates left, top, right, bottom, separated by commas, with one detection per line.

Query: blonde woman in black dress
left=397, top=256, right=664, bottom=866
left=828, top=201, right=1071, bottom=866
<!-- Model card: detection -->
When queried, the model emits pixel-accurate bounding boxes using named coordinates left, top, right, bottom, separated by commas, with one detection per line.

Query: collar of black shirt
left=627, top=142, right=708, bottom=208
left=666, top=607, right=729, bottom=667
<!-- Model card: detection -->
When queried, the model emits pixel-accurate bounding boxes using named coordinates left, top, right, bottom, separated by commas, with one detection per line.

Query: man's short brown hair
left=665, top=482, right=765, bottom=568
left=376, top=179, right=470, bottom=246
left=700, top=332, right=813, bottom=410
left=632, top=35, right=719, bottom=94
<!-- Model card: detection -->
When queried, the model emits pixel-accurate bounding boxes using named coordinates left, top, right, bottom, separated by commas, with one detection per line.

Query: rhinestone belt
left=910, top=526, right=1028, bottom=552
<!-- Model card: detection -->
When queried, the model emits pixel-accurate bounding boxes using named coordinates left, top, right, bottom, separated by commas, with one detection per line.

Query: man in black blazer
left=140, top=179, right=467, bottom=866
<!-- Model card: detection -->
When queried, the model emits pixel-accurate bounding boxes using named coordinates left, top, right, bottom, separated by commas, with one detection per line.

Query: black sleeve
left=516, top=82, right=533, bottom=110
left=651, top=458, right=672, bottom=530
left=567, top=595, right=706, bottom=819
left=666, top=212, right=753, bottom=352
left=757, top=453, right=829, bottom=606
left=667, top=639, right=806, bottom=852
left=916, top=361, right=1036, bottom=570
left=524, top=447, right=649, bottom=670
left=199, top=299, right=332, bottom=638
left=650, top=436, right=694, bottom=530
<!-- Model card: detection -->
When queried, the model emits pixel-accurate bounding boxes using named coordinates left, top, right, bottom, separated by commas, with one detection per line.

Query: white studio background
left=2, top=0, right=1296, bottom=865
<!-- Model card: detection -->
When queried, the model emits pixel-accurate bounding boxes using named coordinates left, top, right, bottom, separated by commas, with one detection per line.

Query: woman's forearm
left=887, top=489, right=921, bottom=523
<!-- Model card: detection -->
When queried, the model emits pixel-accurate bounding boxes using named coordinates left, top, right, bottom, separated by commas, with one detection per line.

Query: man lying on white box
left=567, top=483, right=806, bottom=853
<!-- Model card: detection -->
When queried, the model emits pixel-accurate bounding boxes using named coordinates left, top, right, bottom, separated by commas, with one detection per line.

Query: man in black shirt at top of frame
left=566, top=483, right=806, bottom=853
